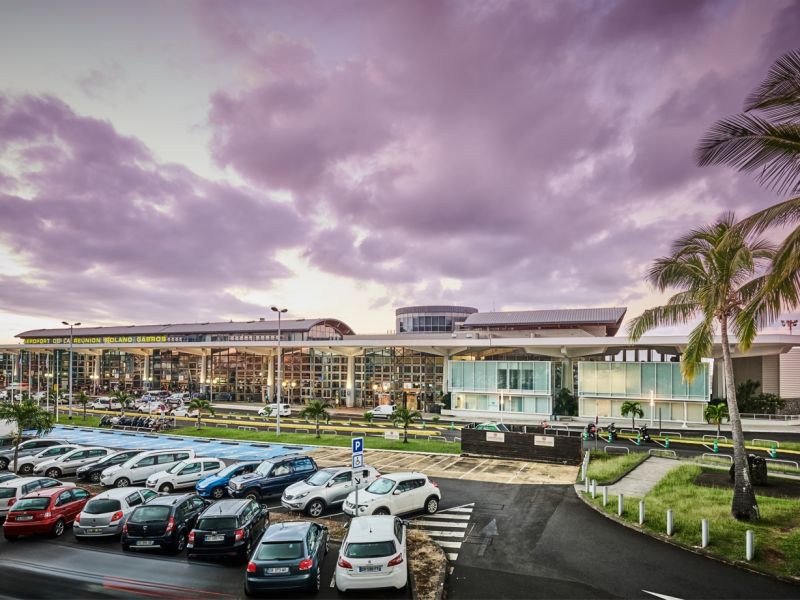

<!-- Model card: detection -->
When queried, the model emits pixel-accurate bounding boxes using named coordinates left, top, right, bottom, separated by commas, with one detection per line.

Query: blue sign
left=352, top=454, right=364, bottom=469
left=352, top=437, right=364, bottom=455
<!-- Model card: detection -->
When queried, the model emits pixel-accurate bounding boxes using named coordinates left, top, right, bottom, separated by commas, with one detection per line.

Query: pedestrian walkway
left=602, top=457, right=680, bottom=498
left=410, top=502, right=474, bottom=562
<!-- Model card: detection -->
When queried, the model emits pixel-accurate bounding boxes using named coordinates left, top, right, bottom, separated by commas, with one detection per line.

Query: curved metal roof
left=462, top=307, right=627, bottom=335
left=395, top=305, right=478, bottom=316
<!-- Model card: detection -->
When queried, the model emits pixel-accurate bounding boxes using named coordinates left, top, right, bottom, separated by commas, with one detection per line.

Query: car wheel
left=51, top=519, right=66, bottom=538
left=309, top=566, right=321, bottom=593
left=374, top=507, right=390, bottom=516
left=424, top=496, right=439, bottom=515
left=114, top=477, right=131, bottom=488
left=211, top=487, right=225, bottom=500
left=175, top=533, right=187, bottom=553
left=45, top=467, right=61, bottom=479
left=244, top=490, right=261, bottom=502
left=306, top=499, right=326, bottom=518
left=18, top=463, right=33, bottom=475
left=90, top=471, right=102, bottom=483
left=243, top=583, right=254, bottom=598
left=159, top=483, right=174, bottom=493
left=0, top=458, right=8, bottom=470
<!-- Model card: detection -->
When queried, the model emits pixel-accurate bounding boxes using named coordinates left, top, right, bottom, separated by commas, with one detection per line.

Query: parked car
left=170, top=406, right=199, bottom=418
left=228, top=456, right=318, bottom=502
left=196, top=461, right=260, bottom=500
left=76, top=450, right=143, bottom=484
left=15, top=445, right=81, bottom=475
left=141, top=391, right=170, bottom=403
left=74, top=487, right=158, bottom=539
left=0, top=477, right=72, bottom=521
left=89, top=397, right=122, bottom=411
left=335, top=516, right=407, bottom=592
left=32, top=391, right=48, bottom=402
left=146, top=458, right=225, bottom=493
left=371, top=404, right=395, bottom=418
left=0, top=438, right=70, bottom=471
left=34, top=447, right=114, bottom=479
left=188, top=498, right=269, bottom=561
left=100, top=449, right=195, bottom=488
left=138, top=401, right=168, bottom=414
left=258, top=404, right=291, bottom=417
left=3, top=485, right=91, bottom=540
left=121, top=493, right=207, bottom=553
left=473, top=422, right=510, bottom=432
left=245, top=520, right=329, bottom=595
left=166, top=393, right=190, bottom=406
left=282, top=466, right=380, bottom=517
left=343, top=472, right=440, bottom=517
left=0, top=473, right=20, bottom=485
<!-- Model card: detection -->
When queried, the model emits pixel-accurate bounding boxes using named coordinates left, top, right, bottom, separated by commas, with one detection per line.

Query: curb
left=573, top=485, right=800, bottom=587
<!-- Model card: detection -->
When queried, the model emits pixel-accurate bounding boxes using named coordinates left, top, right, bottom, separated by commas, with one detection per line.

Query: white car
left=170, top=406, right=199, bottom=418
left=15, top=445, right=81, bottom=475
left=145, top=458, right=225, bottom=493
left=258, top=403, right=291, bottom=417
left=31, top=391, right=48, bottom=402
left=34, top=447, right=114, bottom=478
left=100, top=449, right=196, bottom=488
left=138, top=401, right=168, bottom=414
left=89, top=397, right=122, bottom=410
left=0, top=477, right=74, bottom=520
left=74, top=487, right=158, bottom=538
left=335, top=515, right=408, bottom=592
left=343, top=472, right=440, bottom=517
left=371, top=404, right=395, bottom=418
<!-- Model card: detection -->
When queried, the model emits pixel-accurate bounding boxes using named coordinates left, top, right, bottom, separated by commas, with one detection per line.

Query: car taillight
left=75, top=513, right=81, bottom=524
left=165, top=516, right=175, bottom=533
left=337, top=557, right=353, bottom=569
left=246, top=562, right=257, bottom=573
left=110, top=511, right=123, bottom=522
left=298, top=558, right=313, bottom=571
left=122, top=523, right=128, bottom=534
left=387, top=553, right=404, bottom=567
left=188, top=531, right=195, bottom=544
left=7, top=498, right=15, bottom=507
left=234, top=528, right=245, bottom=542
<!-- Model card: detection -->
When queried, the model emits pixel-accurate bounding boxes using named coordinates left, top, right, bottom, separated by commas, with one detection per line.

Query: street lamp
left=781, top=319, right=798, bottom=335
left=61, top=321, right=81, bottom=418
left=291, top=381, right=297, bottom=404
left=271, top=306, right=288, bottom=435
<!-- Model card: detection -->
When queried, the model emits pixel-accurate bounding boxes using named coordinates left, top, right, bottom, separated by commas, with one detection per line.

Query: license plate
left=136, top=540, right=155, bottom=546
left=16, top=516, right=33, bottom=521
left=87, top=528, right=104, bottom=534
left=205, top=534, right=224, bottom=542
left=267, top=567, right=289, bottom=574
left=359, top=566, right=382, bottom=573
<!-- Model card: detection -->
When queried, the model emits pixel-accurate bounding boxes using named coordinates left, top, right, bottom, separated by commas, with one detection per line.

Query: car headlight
left=294, top=491, right=310, bottom=499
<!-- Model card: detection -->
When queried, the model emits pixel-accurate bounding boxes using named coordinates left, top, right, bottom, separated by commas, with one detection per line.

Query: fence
left=460, top=427, right=582, bottom=465
left=740, top=413, right=800, bottom=421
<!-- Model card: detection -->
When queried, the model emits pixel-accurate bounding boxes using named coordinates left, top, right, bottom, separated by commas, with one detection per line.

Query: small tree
left=621, top=401, right=644, bottom=429
left=391, top=407, right=422, bottom=443
left=363, top=410, right=374, bottom=424
left=704, top=403, right=729, bottom=438
left=0, top=400, right=54, bottom=472
left=261, top=405, right=273, bottom=423
left=112, top=390, right=131, bottom=412
left=188, top=398, right=214, bottom=428
left=554, top=388, right=578, bottom=416
left=298, top=400, right=331, bottom=438
left=77, top=391, right=90, bottom=421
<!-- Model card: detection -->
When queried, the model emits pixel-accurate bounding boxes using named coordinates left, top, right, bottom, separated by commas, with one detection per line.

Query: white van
left=100, top=449, right=196, bottom=488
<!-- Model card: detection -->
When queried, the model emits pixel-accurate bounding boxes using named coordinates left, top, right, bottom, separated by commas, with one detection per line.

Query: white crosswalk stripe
left=410, top=502, right=474, bottom=564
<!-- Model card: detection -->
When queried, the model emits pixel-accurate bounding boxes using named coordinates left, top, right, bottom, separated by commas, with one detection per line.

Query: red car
left=3, top=485, right=91, bottom=540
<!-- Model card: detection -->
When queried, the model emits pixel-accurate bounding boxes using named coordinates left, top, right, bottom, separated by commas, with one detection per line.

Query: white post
left=701, top=519, right=709, bottom=548
left=745, top=530, right=754, bottom=561
left=271, top=306, right=288, bottom=436
left=602, top=486, right=608, bottom=507
left=591, top=479, right=596, bottom=499
left=638, top=500, right=645, bottom=525
left=346, top=355, right=355, bottom=408
left=267, top=358, right=274, bottom=402
left=584, top=477, right=590, bottom=493
left=649, top=390, right=654, bottom=428
left=617, top=494, right=624, bottom=517
left=666, top=509, right=673, bottom=536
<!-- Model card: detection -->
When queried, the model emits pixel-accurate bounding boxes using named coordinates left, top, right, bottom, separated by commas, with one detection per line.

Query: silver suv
left=0, top=439, right=70, bottom=471
left=281, top=466, right=379, bottom=517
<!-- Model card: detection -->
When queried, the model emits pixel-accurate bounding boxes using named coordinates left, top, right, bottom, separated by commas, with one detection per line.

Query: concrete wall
left=780, top=348, right=800, bottom=400
left=732, top=356, right=763, bottom=388
left=761, top=354, right=779, bottom=395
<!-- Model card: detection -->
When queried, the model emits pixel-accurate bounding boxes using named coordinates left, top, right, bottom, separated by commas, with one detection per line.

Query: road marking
left=419, top=530, right=467, bottom=538
left=413, top=512, right=470, bottom=520
left=458, top=459, right=487, bottom=479
left=330, top=574, right=336, bottom=588
left=411, top=520, right=468, bottom=528
left=434, top=541, right=462, bottom=549
left=444, top=506, right=474, bottom=513
left=642, top=591, right=683, bottom=600
left=446, top=553, right=458, bottom=560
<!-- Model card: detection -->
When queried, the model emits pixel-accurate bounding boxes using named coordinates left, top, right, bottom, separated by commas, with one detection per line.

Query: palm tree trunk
left=720, top=316, right=759, bottom=520
left=315, top=417, right=320, bottom=438
left=403, top=425, right=408, bottom=443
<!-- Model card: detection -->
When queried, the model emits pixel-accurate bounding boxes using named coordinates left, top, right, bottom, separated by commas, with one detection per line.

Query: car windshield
left=255, top=462, right=275, bottom=476
left=0, top=488, right=16, bottom=499
left=129, top=506, right=170, bottom=523
left=13, top=498, right=50, bottom=511
left=84, top=499, right=121, bottom=514
left=365, top=478, right=396, bottom=495
left=167, top=461, right=188, bottom=474
left=197, top=517, right=237, bottom=531
left=345, top=541, right=396, bottom=559
left=218, top=464, right=246, bottom=477
left=255, top=541, right=304, bottom=561
left=306, top=471, right=334, bottom=486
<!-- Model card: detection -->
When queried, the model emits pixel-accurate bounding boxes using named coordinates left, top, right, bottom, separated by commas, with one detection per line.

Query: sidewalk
left=598, top=456, right=680, bottom=498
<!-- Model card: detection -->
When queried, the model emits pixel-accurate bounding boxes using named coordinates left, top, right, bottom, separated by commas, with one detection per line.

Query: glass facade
left=396, top=306, right=477, bottom=334
left=577, top=361, right=709, bottom=401
left=449, top=360, right=552, bottom=414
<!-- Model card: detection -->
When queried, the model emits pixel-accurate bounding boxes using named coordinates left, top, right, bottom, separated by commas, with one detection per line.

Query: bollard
left=583, top=431, right=588, bottom=441
left=664, top=435, right=670, bottom=449
left=770, top=445, right=777, bottom=459
left=581, top=462, right=586, bottom=482
left=666, top=509, right=673, bottom=536
left=746, top=530, right=754, bottom=561
left=585, top=478, right=590, bottom=493
left=591, top=480, right=597, bottom=499
left=636, top=433, right=641, bottom=446
left=617, top=493, right=624, bottom=517
left=713, top=439, right=718, bottom=453
left=602, top=486, right=608, bottom=507
left=450, top=421, right=455, bottom=431
left=701, top=519, right=709, bottom=548
left=638, top=500, right=645, bottom=525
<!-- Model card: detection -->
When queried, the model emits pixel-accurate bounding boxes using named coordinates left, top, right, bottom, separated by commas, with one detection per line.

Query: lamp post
left=291, top=381, right=297, bottom=405
left=91, top=374, right=99, bottom=396
left=781, top=319, right=798, bottom=335
left=372, top=384, right=378, bottom=408
left=649, top=390, right=655, bottom=428
left=271, top=306, right=288, bottom=435
left=45, top=373, right=53, bottom=414
left=62, top=321, right=81, bottom=418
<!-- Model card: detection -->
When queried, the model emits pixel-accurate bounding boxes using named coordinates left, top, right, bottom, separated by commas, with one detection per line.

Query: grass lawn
left=55, top=414, right=105, bottom=428
left=586, top=451, right=649, bottom=485
left=585, top=464, right=800, bottom=579
left=172, top=426, right=461, bottom=454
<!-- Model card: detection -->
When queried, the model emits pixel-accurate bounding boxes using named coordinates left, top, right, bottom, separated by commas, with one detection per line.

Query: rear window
left=12, top=498, right=50, bottom=511
left=0, top=488, right=16, bottom=499
left=197, top=517, right=237, bottom=531
left=129, top=506, right=170, bottom=523
left=84, top=499, right=121, bottom=514
left=345, top=541, right=396, bottom=559
left=255, top=541, right=304, bottom=561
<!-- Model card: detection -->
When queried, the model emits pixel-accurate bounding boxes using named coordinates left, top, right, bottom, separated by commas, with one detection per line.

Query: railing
left=740, top=413, right=800, bottom=421
left=604, top=445, right=630, bottom=454
left=649, top=449, right=677, bottom=458
left=701, top=453, right=732, bottom=463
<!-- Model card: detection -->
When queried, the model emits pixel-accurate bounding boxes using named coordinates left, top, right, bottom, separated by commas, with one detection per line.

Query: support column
left=12, top=353, right=19, bottom=382
left=267, top=358, right=274, bottom=402
left=442, top=356, right=449, bottom=394
left=346, top=355, right=355, bottom=408
left=143, top=352, right=151, bottom=389
left=562, top=358, right=574, bottom=392
left=27, top=352, right=32, bottom=396
left=200, top=353, right=207, bottom=394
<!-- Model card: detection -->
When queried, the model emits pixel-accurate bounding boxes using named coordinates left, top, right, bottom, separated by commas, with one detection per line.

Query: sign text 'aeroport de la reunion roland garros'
left=23, top=335, right=174, bottom=345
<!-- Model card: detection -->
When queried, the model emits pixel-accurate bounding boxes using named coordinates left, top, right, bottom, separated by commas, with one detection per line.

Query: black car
left=121, top=493, right=207, bottom=553
left=76, top=450, right=142, bottom=484
left=228, top=456, right=318, bottom=502
left=187, top=499, right=269, bottom=561
left=245, top=521, right=329, bottom=596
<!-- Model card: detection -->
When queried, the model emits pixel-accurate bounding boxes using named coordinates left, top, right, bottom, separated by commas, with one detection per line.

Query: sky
left=0, top=0, right=799, bottom=343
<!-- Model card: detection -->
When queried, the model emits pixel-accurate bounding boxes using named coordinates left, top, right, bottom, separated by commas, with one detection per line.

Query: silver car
left=282, top=466, right=380, bottom=517
left=34, top=447, right=114, bottom=479
left=0, top=439, right=70, bottom=471
left=74, top=487, right=158, bottom=538
left=15, top=445, right=81, bottom=475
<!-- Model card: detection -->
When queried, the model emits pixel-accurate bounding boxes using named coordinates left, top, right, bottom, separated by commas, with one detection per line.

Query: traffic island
left=407, top=530, right=448, bottom=600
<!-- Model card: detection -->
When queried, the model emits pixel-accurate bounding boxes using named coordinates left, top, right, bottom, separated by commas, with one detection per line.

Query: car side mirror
left=326, top=480, right=335, bottom=487
left=393, top=489, right=401, bottom=495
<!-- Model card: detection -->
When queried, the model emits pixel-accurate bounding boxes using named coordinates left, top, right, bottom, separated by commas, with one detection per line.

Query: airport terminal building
left=1, top=305, right=798, bottom=423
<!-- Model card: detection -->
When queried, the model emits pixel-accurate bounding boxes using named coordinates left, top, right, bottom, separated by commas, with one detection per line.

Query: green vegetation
left=172, top=426, right=460, bottom=454
left=704, top=403, right=729, bottom=438
left=56, top=414, right=104, bottom=428
left=188, top=397, right=214, bottom=428
left=77, top=391, right=90, bottom=421
left=735, top=379, right=786, bottom=414
left=0, top=401, right=54, bottom=471
left=298, top=400, right=331, bottom=438
left=585, top=465, right=800, bottom=578
left=586, top=451, right=649, bottom=485
left=553, top=388, right=578, bottom=416
left=391, top=407, right=422, bottom=443
left=620, top=401, right=644, bottom=429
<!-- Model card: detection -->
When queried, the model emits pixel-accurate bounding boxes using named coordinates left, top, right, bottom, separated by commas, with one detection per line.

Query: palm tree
left=628, top=214, right=776, bottom=521
left=77, top=391, right=90, bottom=421
left=391, top=407, right=422, bottom=443
left=620, top=401, right=644, bottom=430
left=188, top=398, right=214, bottom=428
left=704, top=403, right=730, bottom=438
left=298, top=400, right=330, bottom=438
left=112, top=390, right=131, bottom=412
left=0, top=400, right=54, bottom=472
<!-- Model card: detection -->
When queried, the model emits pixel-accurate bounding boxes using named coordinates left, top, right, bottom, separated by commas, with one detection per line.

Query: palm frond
left=681, top=317, right=714, bottom=382
left=744, top=49, right=800, bottom=122
left=737, top=196, right=800, bottom=235
left=695, top=114, right=800, bottom=194
left=627, top=303, right=698, bottom=341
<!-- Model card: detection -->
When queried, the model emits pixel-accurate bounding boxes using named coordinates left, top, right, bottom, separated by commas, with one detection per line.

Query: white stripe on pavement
left=434, top=541, right=462, bottom=549
left=446, top=553, right=458, bottom=561
left=412, top=520, right=468, bottom=528
left=419, top=513, right=471, bottom=520
left=421, top=530, right=466, bottom=538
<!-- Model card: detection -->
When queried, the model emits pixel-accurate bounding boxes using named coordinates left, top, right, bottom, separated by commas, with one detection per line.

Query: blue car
left=196, top=461, right=261, bottom=500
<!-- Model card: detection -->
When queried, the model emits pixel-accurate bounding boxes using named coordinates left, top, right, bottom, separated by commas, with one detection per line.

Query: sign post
left=352, top=437, right=364, bottom=513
